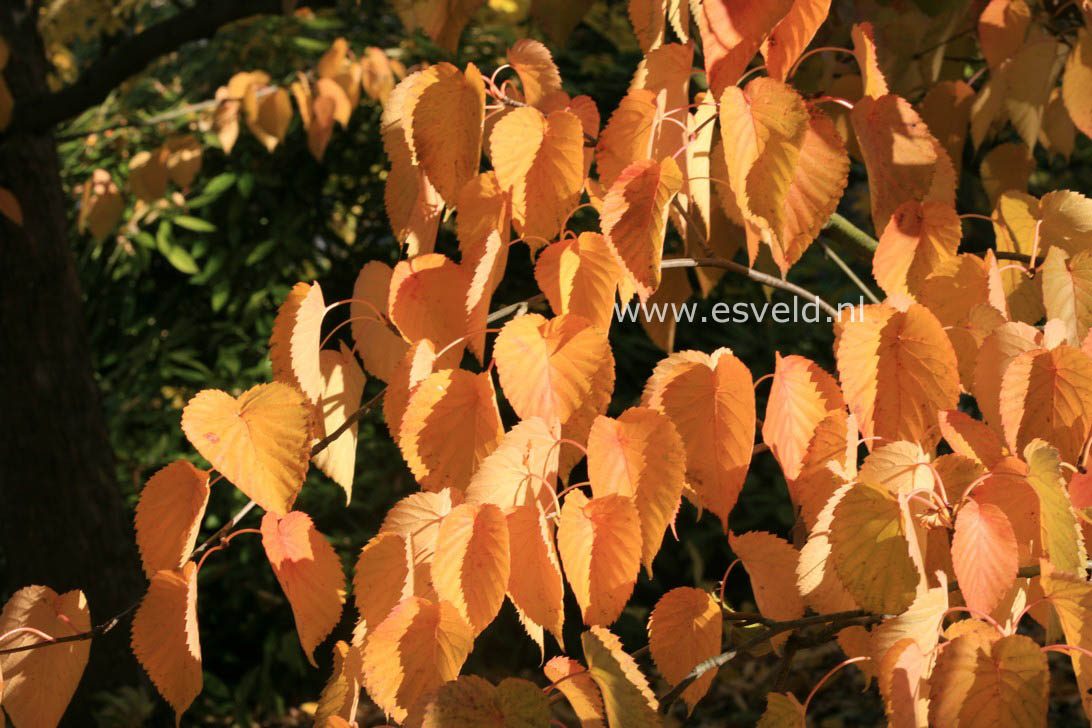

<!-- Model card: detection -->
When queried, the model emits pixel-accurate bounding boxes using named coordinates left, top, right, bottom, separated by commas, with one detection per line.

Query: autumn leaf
left=558, top=490, right=642, bottom=626
left=490, top=106, right=584, bottom=243
left=872, top=201, right=961, bottom=299
left=505, top=499, right=566, bottom=650
left=581, top=626, right=661, bottom=726
left=383, top=339, right=437, bottom=448
left=181, top=382, right=312, bottom=515
left=595, top=88, right=659, bottom=192
left=410, top=62, right=485, bottom=205
left=134, top=460, right=211, bottom=578
left=937, top=409, right=1006, bottom=468
left=406, top=674, right=550, bottom=727
left=762, top=353, right=845, bottom=482
left=353, top=532, right=414, bottom=643
left=1023, top=440, right=1087, bottom=576
left=131, top=564, right=201, bottom=722
left=544, top=656, right=606, bottom=727
left=951, top=500, right=1018, bottom=616
left=829, top=482, right=920, bottom=614
left=379, top=488, right=463, bottom=592
left=1063, top=26, right=1092, bottom=140
left=729, top=531, right=805, bottom=643
left=695, top=0, right=795, bottom=97
left=269, top=281, right=326, bottom=404
left=261, top=511, right=346, bottom=666
left=493, top=313, right=610, bottom=427
left=507, top=38, right=562, bottom=107
left=1041, top=247, right=1092, bottom=345
left=760, top=0, right=832, bottom=81
left=311, top=344, right=366, bottom=500
left=464, top=416, right=560, bottom=513
left=430, top=502, right=510, bottom=635
left=1041, top=562, right=1092, bottom=721
left=314, top=641, right=362, bottom=726
left=398, top=369, right=504, bottom=492
left=647, top=587, right=722, bottom=713
left=361, top=596, right=474, bottom=723
left=757, top=692, right=805, bottom=727
left=388, top=254, right=471, bottom=369
left=587, top=406, right=686, bottom=572
left=642, top=348, right=755, bottom=529
left=351, top=261, right=409, bottom=383
left=0, top=586, right=91, bottom=728
left=535, top=232, right=623, bottom=331
left=851, top=22, right=889, bottom=98
left=979, top=0, right=1031, bottom=69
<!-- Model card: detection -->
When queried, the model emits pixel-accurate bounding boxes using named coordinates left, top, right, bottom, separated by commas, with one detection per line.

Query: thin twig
left=0, top=601, right=139, bottom=656
left=818, top=239, right=880, bottom=304
left=661, top=258, right=841, bottom=320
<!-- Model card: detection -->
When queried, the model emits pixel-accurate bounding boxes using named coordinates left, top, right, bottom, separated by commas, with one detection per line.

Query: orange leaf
left=464, top=230, right=509, bottom=362
left=535, top=232, right=623, bottom=331
left=760, top=0, right=832, bottom=81
left=0, top=186, right=21, bottom=226
left=979, top=0, right=1031, bottom=69
left=920, top=80, right=975, bottom=179
left=937, top=410, right=1005, bottom=468
left=872, top=201, right=961, bottom=299
left=952, top=500, right=1018, bottom=616
left=642, top=348, right=756, bottom=529
left=756, top=692, right=805, bottom=727
left=507, top=39, right=562, bottom=108
left=270, top=281, right=327, bottom=403
left=361, top=596, right=474, bottom=723
left=851, top=22, right=888, bottom=98
left=851, top=94, right=955, bottom=235
left=543, top=656, right=606, bottom=727
left=558, top=347, right=616, bottom=483
left=410, top=63, right=485, bottom=205
left=797, top=484, right=861, bottom=614
left=647, top=587, right=722, bottom=713
left=1041, top=562, right=1092, bottom=720
left=406, top=674, right=550, bottom=727
left=311, top=344, right=366, bottom=499
left=628, top=0, right=666, bottom=53
left=588, top=406, right=686, bottom=572
left=1042, top=247, right=1092, bottom=345
left=261, top=511, right=346, bottom=666
left=353, top=532, right=414, bottom=642
left=792, top=411, right=856, bottom=531
left=128, top=146, right=169, bottom=202
left=383, top=339, right=437, bottom=448
left=730, top=531, right=805, bottom=639
left=582, top=626, right=660, bottom=725
left=388, top=254, right=470, bottom=368
left=465, top=416, right=560, bottom=513
left=391, top=0, right=483, bottom=53
left=315, top=640, right=362, bottom=725
left=506, top=500, right=566, bottom=651
left=1063, top=27, right=1092, bottom=140
left=181, top=382, right=312, bottom=515
left=494, top=313, right=610, bottom=427
left=398, top=369, right=504, bottom=492
left=131, top=564, right=201, bottom=722
left=762, top=353, right=844, bottom=482
left=695, top=0, right=794, bottom=97
left=928, top=633, right=1047, bottom=727
left=430, top=503, right=510, bottom=635
left=0, top=586, right=91, bottom=728
left=557, top=491, right=642, bottom=626
left=134, top=460, right=211, bottom=578
left=972, top=321, right=1041, bottom=431
left=829, top=482, right=920, bottom=614
left=380, top=488, right=464, bottom=594
left=999, top=345, right=1092, bottom=465
left=351, top=261, right=409, bottom=382
left=490, top=106, right=584, bottom=243
left=1024, top=441, right=1087, bottom=576
left=835, top=301, right=959, bottom=449
left=601, top=157, right=683, bottom=301
left=595, top=88, right=659, bottom=192
left=247, top=87, right=293, bottom=152
left=77, top=168, right=124, bottom=240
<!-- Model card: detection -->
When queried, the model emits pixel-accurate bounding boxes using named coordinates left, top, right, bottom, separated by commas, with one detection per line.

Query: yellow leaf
left=1023, top=440, right=1087, bottom=576
left=131, top=565, right=201, bottom=722
left=981, top=142, right=1033, bottom=206
left=361, top=596, right=474, bottom=723
left=165, top=134, right=203, bottom=189
left=269, top=281, right=327, bottom=404
left=928, top=633, right=1047, bottom=727
left=588, top=406, right=686, bottom=572
left=464, top=229, right=508, bottom=362
left=128, top=146, right=169, bottom=202
left=543, top=656, right=606, bottom=727
left=1063, top=27, right=1092, bottom=140
left=581, top=626, right=661, bottom=726
left=181, top=382, right=312, bottom=515
left=762, top=353, right=844, bottom=482
left=829, top=482, right=920, bottom=614
left=465, top=416, right=559, bottom=513
left=261, top=511, right=346, bottom=666
left=872, top=200, right=961, bottom=299
left=601, top=157, right=683, bottom=301
left=388, top=254, right=470, bottom=369
left=920, top=80, right=975, bottom=179
left=877, top=638, right=929, bottom=728
left=1042, top=247, right=1092, bottom=345
left=0, top=586, right=91, bottom=728
left=505, top=499, right=565, bottom=651
left=972, top=320, right=1041, bottom=431
left=493, top=313, right=610, bottom=427
left=431, top=503, right=510, bottom=635
left=642, top=348, right=755, bottom=529
left=315, top=641, right=362, bottom=725
left=383, top=339, right=437, bottom=448
left=791, top=412, right=856, bottom=531
left=379, top=488, right=463, bottom=596
left=760, top=0, right=832, bottom=81
left=353, top=532, right=414, bottom=643
left=398, top=369, right=504, bottom=492
left=535, top=232, right=623, bottom=331
left=490, top=106, right=584, bottom=243
left=851, top=22, right=889, bottom=98
left=595, top=88, right=659, bottom=192
left=408, top=675, right=550, bottom=727
left=247, top=87, right=293, bottom=152
left=134, top=460, right=210, bottom=578
left=350, top=261, right=409, bottom=382
left=311, top=344, right=366, bottom=500
left=410, top=63, right=485, bottom=204
left=558, top=491, right=642, bottom=626
left=391, top=0, right=484, bottom=53
left=1041, top=561, right=1092, bottom=721
left=729, top=531, right=805, bottom=643
left=628, top=0, right=665, bottom=53
left=835, top=301, right=959, bottom=449
left=647, top=587, right=722, bottom=714
left=507, top=38, right=562, bottom=107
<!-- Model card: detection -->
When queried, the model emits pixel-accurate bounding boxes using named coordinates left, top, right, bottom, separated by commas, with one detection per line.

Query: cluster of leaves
left=8, top=0, right=1092, bottom=726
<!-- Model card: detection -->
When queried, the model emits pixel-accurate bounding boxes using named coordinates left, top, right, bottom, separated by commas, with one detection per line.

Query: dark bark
left=0, top=1, right=145, bottom=722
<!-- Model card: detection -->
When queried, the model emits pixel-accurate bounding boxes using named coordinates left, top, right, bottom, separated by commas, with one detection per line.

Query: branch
left=7, top=0, right=334, bottom=135
left=822, top=212, right=879, bottom=258
left=661, top=258, right=842, bottom=320
left=0, top=601, right=138, bottom=656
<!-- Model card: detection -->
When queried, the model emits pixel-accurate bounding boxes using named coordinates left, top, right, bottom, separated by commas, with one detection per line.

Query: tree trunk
left=0, top=1, right=146, bottom=722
